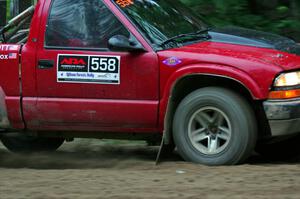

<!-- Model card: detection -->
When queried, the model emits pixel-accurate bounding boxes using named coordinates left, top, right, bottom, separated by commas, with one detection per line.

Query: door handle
left=38, top=59, right=54, bottom=69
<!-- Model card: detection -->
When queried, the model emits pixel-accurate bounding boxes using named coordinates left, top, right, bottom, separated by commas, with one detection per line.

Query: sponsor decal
left=60, top=58, right=87, bottom=66
left=116, top=0, right=134, bottom=8
left=0, top=53, right=18, bottom=60
left=57, top=54, right=120, bottom=84
left=163, top=57, right=182, bottom=66
left=0, top=54, right=8, bottom=60
left=0, top=45, right=18, bottom=51
left=9, top=53, right=17, bottom=59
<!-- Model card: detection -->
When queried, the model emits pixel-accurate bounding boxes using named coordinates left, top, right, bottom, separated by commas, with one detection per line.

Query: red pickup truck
left=0, top=0, right=300, bottom=166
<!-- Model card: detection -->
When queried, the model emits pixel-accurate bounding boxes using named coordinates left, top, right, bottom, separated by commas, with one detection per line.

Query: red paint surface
left=0, top=0, right=300, bottom=135
left=0, top=45, right=20, bottom=96
left=5, top=97, right=24, bottom=129
left=23, top=97, right=158, bottom=131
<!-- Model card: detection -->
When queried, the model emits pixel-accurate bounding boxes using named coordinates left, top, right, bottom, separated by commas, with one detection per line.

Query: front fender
left=158, top=63, right=269, bottom=130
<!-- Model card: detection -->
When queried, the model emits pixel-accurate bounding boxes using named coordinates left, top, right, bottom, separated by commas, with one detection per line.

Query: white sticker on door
left=57, top=54, right=120, bottom=84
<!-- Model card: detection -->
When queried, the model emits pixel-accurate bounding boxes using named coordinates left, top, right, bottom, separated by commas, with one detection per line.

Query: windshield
left=113, top=0, right=209, bottom=49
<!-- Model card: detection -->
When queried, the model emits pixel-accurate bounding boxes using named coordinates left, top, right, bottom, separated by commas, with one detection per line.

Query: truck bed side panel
left=0, top=45, right=21, bottom=96
left=0, top=44, right=24, bottom=129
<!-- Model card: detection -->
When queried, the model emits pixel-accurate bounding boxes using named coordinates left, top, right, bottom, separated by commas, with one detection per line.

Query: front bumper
left=263, top=98, right=300, bottom=136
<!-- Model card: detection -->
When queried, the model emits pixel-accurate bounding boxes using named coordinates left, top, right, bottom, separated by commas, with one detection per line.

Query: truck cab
left=1, top=0, right=300, bottom=166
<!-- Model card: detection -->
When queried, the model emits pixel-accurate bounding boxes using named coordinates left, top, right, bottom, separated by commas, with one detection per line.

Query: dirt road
left=0, top=139, right=300, bottom=199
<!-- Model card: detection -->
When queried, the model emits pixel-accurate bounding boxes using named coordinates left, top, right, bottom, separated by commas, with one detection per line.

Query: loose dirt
left=0, top=139, right=299, bottom=199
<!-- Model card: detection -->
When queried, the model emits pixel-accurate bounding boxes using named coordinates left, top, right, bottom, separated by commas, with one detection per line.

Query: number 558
left=91, top=57, right=117, bottom=72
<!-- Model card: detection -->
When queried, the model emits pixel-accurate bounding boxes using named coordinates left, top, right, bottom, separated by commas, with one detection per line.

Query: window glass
left=45, top=0, right=130, bottom=49
left=114, top=0, right=209, bottom=48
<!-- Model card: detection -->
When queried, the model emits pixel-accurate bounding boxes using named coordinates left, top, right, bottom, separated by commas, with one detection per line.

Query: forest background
left=1, top=0, right=300, bottom=41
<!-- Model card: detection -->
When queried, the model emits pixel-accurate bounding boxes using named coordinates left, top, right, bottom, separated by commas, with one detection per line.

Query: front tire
left=0, top=134, right=64, bottom=153
left=173, top=87, right=257, bottom=165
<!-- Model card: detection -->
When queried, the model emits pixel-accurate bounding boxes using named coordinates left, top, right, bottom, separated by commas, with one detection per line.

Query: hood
left=209, top=26, right=300, bottom=56
left=161, top=37, right=300, bottom=72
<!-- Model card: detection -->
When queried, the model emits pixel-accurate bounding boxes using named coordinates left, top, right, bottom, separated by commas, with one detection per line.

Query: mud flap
left=156, top=98, right=174, bottom=165
left=155, top=135, right=164, bottom=165
left=155, top=132, right=169, bottom=165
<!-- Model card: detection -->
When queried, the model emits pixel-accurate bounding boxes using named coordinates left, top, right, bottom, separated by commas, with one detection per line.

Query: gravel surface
left=0, top=139, right=300, bottom=199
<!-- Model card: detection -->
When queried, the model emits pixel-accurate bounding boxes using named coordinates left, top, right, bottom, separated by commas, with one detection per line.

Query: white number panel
left=57, top=54, right=120, bottom=84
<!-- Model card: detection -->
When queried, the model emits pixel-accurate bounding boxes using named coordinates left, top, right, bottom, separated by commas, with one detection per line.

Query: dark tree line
left=182, top=0, right=300, bottom=41
left=1, top=0, right=300, bottom=41
left=0, top=0, right=33, bottom=26
left=0, top=1, right=7, bottom=26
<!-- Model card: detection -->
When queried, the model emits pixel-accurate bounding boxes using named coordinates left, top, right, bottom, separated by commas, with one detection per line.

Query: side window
left=45, top=0, right=130, bottom=49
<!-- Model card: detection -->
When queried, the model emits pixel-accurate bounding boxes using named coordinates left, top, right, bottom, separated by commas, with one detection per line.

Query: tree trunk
left=290, top=0, right=300, bottom=18
left=0, top=1, right=7, bottom=27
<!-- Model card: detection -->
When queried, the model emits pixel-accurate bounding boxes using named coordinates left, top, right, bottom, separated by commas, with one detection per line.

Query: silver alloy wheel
left=188, top=107, right=232, bottom=155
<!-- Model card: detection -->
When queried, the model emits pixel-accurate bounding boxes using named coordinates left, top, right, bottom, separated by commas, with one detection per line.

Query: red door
left=23, top=0, right=159, bottom=132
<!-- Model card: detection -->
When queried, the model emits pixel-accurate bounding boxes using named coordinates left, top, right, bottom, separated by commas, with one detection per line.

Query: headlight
left=269, top=71, right=300, bottom=99
left=274, top=71, right=300, bottom=87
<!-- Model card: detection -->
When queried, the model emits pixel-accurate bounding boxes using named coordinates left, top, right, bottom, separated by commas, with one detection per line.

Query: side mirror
left=108, top=35, right=145, bottom=52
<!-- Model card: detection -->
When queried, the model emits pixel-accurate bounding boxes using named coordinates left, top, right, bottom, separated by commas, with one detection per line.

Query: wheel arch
left=160, top=73, right=271, bottom=145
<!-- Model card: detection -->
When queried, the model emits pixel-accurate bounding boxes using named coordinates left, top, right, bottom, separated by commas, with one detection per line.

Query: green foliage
left=7, top=0, right=10, bottom=19
left=2, top=0, right=300, bottom=41
left=181, top=0, right=300, bottom=41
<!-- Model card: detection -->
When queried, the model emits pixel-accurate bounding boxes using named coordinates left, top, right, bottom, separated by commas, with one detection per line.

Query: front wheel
left=173, top=87, right=257, bottom=166
left=0, top=134, right=64, bottom=153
